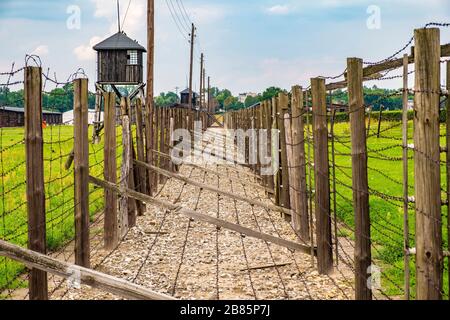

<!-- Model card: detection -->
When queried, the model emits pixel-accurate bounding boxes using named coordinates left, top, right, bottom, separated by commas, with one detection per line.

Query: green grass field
left=0, top=120, right=449, bottom=299
left=331, top=120, right=449, bottom=298
left=0, top=125, right=123, bottom=295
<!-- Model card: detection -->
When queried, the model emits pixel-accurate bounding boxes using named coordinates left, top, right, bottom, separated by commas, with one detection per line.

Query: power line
left=167, top=0, right=190, bottom=34
left=175, top=0, right=192, bottom=31
left=121, top=0, right=132, bottom=31
left=165, top=0, right=189, bottom=41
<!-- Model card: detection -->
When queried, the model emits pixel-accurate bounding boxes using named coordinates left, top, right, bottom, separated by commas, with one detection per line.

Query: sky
left=0, top=0, right=450, bottom=95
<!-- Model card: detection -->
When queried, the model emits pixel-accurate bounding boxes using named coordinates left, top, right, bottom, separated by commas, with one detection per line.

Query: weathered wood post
left=447, top=61, right=450, bottom=301
left=135, top=98, right=147, bottom=209
left=348, top=57, right=372, bottom=300
left=311, top=77, right=333, bottom=275
left=103, top=92, right=118, bottom=250
left=272, top=97, right=281, bottom=205
left=414, top=27, right=443, bottom=300
left=25, top=66, right=48, bottom=300
left=289, top=86, right=310, bottom=241
left=278, top=93, right=291, bottom=214
left=73, top=78, right=90, bottom=268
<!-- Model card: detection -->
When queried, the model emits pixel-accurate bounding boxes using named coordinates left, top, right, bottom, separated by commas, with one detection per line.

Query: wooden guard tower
left=91, top=31, right=147, bottom=141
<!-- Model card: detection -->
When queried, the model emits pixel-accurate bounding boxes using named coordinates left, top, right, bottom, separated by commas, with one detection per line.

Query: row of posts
left=222, top=27, right=447, bottom=300
left=23, top=66, right=203, bottom=299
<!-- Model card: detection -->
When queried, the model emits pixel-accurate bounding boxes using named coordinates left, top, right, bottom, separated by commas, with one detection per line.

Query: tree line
left=0, top=84, right=409, bottom=113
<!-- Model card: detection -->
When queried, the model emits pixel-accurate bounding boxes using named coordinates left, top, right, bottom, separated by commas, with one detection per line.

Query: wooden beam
left=89, top=176, right=314, bottom=255
left=326, top=43, right=450, bottom=91
left=0, top=240, right=175, bottom=301
left=134, top=160, right=292, bottom=216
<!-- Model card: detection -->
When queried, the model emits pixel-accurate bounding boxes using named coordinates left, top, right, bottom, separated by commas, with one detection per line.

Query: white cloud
left=31, top=45, right=49, bottom=56
left=74, top=36, right=103, bottom=61
left=266, top=5, right=291, bottom=15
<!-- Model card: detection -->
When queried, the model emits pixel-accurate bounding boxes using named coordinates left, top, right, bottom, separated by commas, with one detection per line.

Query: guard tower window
left=127, top=50, right=138, bottom=65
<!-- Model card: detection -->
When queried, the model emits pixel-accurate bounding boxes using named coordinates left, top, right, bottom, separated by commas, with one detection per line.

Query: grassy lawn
left=331, top=119, right=449, bottom=298
left=0, top=125, right=124, bottom=295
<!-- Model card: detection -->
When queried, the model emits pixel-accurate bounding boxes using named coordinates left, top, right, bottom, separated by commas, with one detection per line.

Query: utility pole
left=146, top=0, right=155, bottom=195
left=203, top=67, right=206, bottom=109
left=199, top=53, right=204, bottom=110
left=188, top=23, right=195, bottom=110
left=208, top=76, right=211, bottom=113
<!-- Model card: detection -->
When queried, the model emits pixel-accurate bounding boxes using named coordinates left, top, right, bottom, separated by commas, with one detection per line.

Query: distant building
left=0, top=106, right=62, bottom=128
left=238, top=92, right=258, bottom=104
left=180, top=88, right=198, bottom=106
left=407, top=99, right=414, bottom=111
left=63, top=109, right=104, bottom=125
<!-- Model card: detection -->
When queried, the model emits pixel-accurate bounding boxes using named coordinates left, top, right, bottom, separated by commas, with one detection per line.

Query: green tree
left=261, top=87, right=283, bottom=101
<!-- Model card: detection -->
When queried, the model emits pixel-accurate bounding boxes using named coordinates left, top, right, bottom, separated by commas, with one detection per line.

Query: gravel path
left=50, top=128, right=354, bottom=300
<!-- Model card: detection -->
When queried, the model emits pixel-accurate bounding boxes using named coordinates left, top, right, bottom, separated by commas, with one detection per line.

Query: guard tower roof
left=93, top=31, right=146, bottom=52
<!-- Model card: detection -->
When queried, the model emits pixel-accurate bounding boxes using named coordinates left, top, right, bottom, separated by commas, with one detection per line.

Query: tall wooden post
left=272, top=97, right=281, bottom=205
left=188, top=23, right=195, bottom=110
left=103, top=92, right=118, bottom=250
left=73, top=78, right=90, bottom=268
left=311, top=77, right=333, bottom=275
left=447, top=61, right=450, bottom=301
left=347, top=58, right=372, bottom=300
left=278, top=93, right=291, bottom=215
left=414, top=27, right=443, bottom=300
left=24, top=66, right=48, bottom=300
left=402, top=54, right=411, bottom=300
left=135, top=98, right=147, bottom=208
left=146, top=0, right=155, bottom=196
left=290, top=86, right=310, bottom=241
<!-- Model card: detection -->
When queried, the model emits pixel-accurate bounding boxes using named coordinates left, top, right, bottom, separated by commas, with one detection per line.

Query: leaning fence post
left=348, top=57, right=372, bottom=300
left=103, top=92, right=118, bottom=250
left=73, top=78, right=90, bottom=268
left=414, top=27, right=443, bottom=300
left=25, top=66, right=48, bottom=300
left=311, top=77, right=333, bottom=275
left=135, top=98, right=147, bottom=212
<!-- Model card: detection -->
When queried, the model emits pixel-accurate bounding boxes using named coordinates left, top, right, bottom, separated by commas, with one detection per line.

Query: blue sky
left=0, top=0, right=449, bottom=94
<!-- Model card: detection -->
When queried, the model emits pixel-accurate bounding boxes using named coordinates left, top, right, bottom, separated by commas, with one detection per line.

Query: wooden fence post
left=348, top=57, right=372, bottom=300
left=103, top=92, right=118, bottom=250
left=278, top=93, right=291, bottom=214
left=145, top=97, right=154, bottom=196
left=272, top=97, right=281, bottom=206
left=135, top=98, right=147, bottom=212
left=447, top=61, right=450, bottom=301
left=311, top=77, right=333, bottom=275
left=25, top=66, right=48, bottom=300
left=73, top=78, right=90, bottom=268
left=414, top=27, right=443, bottom=300
left=289, top=86, right=310, bottom=242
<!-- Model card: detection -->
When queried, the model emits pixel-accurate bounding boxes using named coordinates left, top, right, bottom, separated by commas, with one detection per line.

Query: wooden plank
left=103, top=92, right=118, bottom=250
left=348, top=58, right=372, bottom=300
left=311, top=77, right=333, bottom=275
left=73, top=78, right=90, bottom=268
left=25, top=66, right=48, bottom=300
left=0, top=240, right=175, bottom=301
left=134, top=159, right=292, bottom=216
left=272, top=97, right=281, bottom=205
left=289, top=86, right=310, bottom=242
left=413, top=28, right=443, bottom=300
left=325, top=43, right=450, bottom=91
left=89, top=176, right=315, bottom=255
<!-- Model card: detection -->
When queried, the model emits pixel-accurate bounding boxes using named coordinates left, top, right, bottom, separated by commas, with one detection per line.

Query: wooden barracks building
left=0, top=106, right=62, bottom=128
